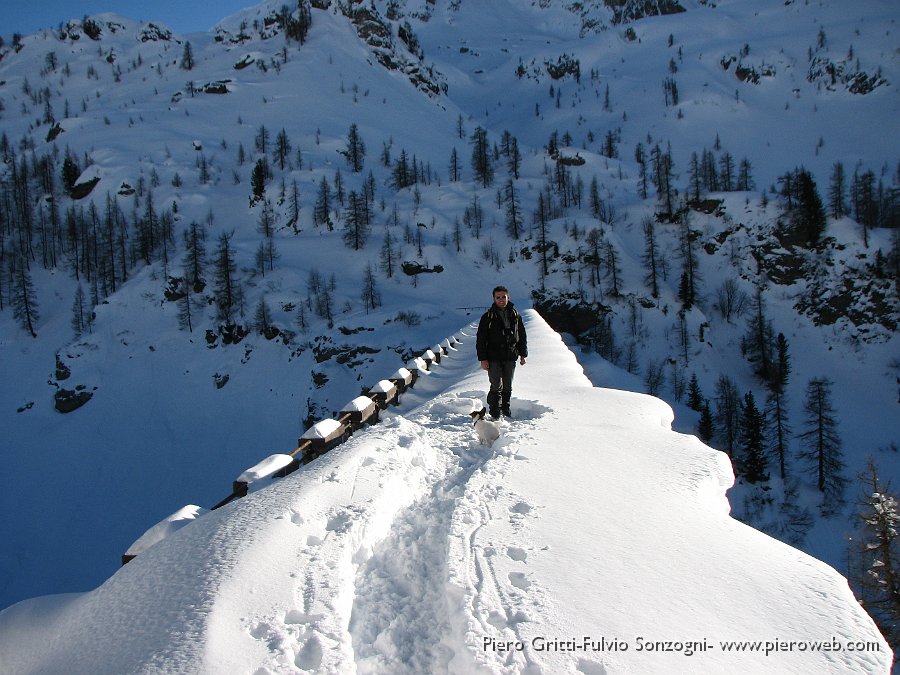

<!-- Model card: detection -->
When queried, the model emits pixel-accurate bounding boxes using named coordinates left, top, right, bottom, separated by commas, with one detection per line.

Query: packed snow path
left=0, top=311, right=891, bottom=673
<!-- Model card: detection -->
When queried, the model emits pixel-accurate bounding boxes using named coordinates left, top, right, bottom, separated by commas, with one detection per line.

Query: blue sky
left=3, top=1, right=257, bottom=36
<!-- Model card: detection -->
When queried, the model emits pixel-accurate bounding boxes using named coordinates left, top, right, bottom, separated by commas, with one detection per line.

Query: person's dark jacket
left=476, top=302, right=528, bottom=362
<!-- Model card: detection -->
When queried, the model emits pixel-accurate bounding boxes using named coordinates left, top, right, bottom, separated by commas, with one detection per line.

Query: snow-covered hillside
left=0, top=311, right=892, bottom=673
left=0, top=0, right=898, bottom=662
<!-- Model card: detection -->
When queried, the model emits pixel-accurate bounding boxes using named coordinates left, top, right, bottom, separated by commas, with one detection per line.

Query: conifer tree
left=255, top=125, right=270, bottom=155
left=295, top=303, right=308, bottom=333
left=740, top=391, right=768, bottom=483
left=650, top=143, right=675, bottom=216
left=688, top=152, right=702, bottom=203
left=177, top=273, right=195, bottom=333
left=605, top=241, right=622, bottom=297
left=765, top=333, right=792, bottom=479
left=589, top=175, right=604, bottom=221
left=274, top=128, right=292, bottom=171
left=364, top=171, right=377, bottom=213
left=361, top=264, right=380, bottom=313
left=506, top=134, right=521, bottom=178
left=851, top=169, right=877, bottom=248
left=634, top=143, right=649, bottom=199
left=257, top=198, right=276, bottom=239
left=742, top=285, right=775, bottom=382
left=287, top=179, right=301, bottom=231
left=798, top=377, right=847, bottom=513
left=314, top=176, right=331, bottom=229
left=470, top=126, right=493, bottom=188
left=380, top=229, right=397, bottom=278
left=448, top=147, right=460, bottom=182
left=677, top=210, right=699, bottom=309
left=584, top=228, right=603, bottom=288
left=213, top=232, right=238, bottom=324
left=180, top=41, right=194, bottom=70
left=12, top=257, right=39, bottom=337
left=71, top=283, right=87, bottom=337
left=828, top=161, right=848, bottom=219
left=642, top=216, right=660, bottom=298
left=719, top=151, right=735, bottom=191
left=342, top=191, right=371, bottom=250
left=737, top=157, right=754, bottom=191
left=139, top=188, right=160, bottom=264
left=250, top=158, right=268, bottom=202
left=714, top=375, right=741, bottom=458
left=687, top=373, right=704, bottom=411
left=392, top=149, right=412, bottom=189
left=342, top=123, right=366, bottom=173
left=793, top=168, right=827, bottom=246
left=182, top=221, right=207, bottom=292
left=253, top=297, right=273, bottom=334
left=504, top=179, right=523, bottom=240
left=464, top=193, right=483, bottom=239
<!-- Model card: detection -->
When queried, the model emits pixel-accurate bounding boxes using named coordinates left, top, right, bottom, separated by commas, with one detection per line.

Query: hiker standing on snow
left=476, top=285, right=527, bottom=419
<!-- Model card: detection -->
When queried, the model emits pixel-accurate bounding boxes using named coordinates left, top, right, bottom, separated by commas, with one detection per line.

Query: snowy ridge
left=0, top=311, right=890, bottom=673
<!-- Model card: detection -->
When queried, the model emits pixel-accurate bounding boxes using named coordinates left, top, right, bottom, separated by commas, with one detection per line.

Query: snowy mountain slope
left=0, top=0, right=897, bottom=649
left=0, top=311, right=892, bottom=673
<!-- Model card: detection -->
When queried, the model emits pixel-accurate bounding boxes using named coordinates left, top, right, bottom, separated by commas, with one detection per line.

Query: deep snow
left=0, top=312, right=892, bottom=673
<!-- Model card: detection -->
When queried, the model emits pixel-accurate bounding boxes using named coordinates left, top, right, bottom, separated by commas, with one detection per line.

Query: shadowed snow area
left=0, top=311, right=891, bottom=673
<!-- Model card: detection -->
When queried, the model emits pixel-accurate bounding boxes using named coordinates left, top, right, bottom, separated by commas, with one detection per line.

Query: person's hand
left=519, top=356, right=526, bottom=365
left=480, top=360, right=490, bottom=370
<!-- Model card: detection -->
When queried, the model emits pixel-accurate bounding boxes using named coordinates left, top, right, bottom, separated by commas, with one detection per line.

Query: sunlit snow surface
left=0, top=313, right=890, bottom=673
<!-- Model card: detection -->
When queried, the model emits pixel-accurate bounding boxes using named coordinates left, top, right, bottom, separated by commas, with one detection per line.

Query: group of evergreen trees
left=683, top=305, right=849, bottom=519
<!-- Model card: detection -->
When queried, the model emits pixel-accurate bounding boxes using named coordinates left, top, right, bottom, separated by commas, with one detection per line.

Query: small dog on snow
left=470, top=407, right=501, bottom=447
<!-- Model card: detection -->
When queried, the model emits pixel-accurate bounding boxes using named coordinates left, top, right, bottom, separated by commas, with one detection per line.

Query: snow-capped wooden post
left=421, top=348, right=437, bottom=367
left=341, top=396, right=378, bottom=432
left=368, top=379, right=398, bottom=409
left=407, top=356, right=429, bottom=385
left=233, top=454, right=296, bottom=495
left=299, top=418, right=348, bottom=464
left=389, top=367, right=414, bottom=393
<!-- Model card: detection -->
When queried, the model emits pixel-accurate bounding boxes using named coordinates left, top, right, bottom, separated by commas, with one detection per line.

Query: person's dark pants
left=487, top=360, right=516, bottom=416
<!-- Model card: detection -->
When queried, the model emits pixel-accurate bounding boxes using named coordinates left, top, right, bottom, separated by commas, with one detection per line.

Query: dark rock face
left=55, top=387, right=93, bottom=413
left=55, top=355, right=72, bottom=381
left=531, top=291, right=609, bottom=338
left=401, top=261, right=443, bottom=276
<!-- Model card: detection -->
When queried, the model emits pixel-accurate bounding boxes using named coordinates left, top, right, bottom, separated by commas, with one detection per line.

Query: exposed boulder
left=401, top=261, right=443, bottom=276
left=55, top=387, right=93, bottom=413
